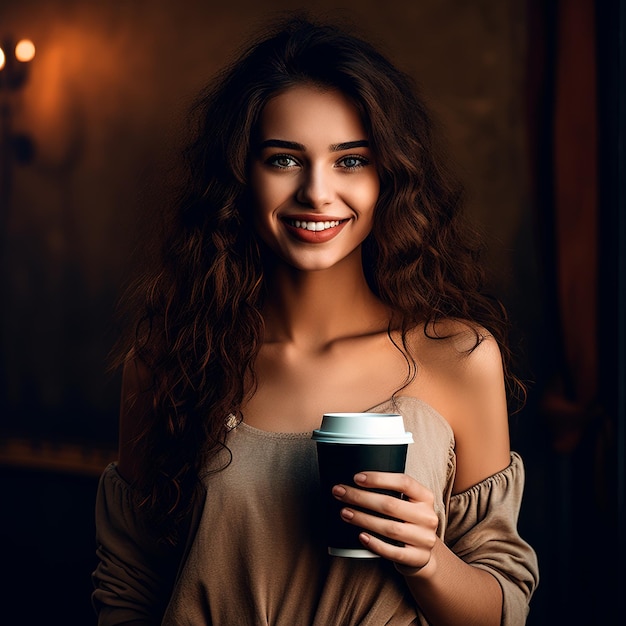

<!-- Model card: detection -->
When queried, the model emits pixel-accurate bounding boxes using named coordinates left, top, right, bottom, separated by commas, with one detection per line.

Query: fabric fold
left=445, top=453, right=540, bottom=625
left=92, top=464, right=183, bottom=625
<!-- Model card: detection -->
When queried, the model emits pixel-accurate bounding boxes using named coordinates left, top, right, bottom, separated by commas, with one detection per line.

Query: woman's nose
left=296, top=166, right=335, bottom=208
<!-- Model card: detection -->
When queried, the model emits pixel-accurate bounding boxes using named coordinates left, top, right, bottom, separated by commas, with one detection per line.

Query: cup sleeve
left=91, top=463, right=182, bottom=625
left=444, top=452, right=539, bottom=626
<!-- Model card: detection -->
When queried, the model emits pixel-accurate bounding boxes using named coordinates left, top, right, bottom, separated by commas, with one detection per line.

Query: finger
left=332, top=483, right=436, bottom=528
left=357, top=531, right=434, bottom=570
left=340, top=502, right=438, bottom=546
left=352, top=471, right=434, bottom=504
left=333, top=484, right=416, bottom=523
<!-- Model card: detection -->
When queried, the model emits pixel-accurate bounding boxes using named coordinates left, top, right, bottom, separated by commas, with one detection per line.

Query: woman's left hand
left=332, top=472, right=439, bottom=575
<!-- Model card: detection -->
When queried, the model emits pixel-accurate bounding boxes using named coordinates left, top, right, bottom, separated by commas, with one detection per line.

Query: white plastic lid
left=311, top=412, right=414, bottom=445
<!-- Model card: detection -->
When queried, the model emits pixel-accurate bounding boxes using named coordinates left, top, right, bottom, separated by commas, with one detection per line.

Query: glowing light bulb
left=15, top=39, right=35, bottom=63
left=0, top=47, right=5, bottom=70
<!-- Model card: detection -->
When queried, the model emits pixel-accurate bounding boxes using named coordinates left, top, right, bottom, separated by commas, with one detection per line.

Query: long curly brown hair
left=116, top=15, right=524, bottom=543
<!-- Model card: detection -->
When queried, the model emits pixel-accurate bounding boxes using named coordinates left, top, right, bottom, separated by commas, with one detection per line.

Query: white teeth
left=291, top=219, right=341, bottom=231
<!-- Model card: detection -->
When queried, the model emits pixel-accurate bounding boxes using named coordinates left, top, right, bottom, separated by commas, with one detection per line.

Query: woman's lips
left=281, top=217, right=349, bottom=243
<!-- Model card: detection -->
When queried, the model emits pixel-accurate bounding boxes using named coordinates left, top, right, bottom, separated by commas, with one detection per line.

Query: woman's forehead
left=257, top=85, right=369, bottom=147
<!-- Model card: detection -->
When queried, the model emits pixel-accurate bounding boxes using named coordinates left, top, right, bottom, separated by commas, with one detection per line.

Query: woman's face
left=249, top=84, right=380, bottom=272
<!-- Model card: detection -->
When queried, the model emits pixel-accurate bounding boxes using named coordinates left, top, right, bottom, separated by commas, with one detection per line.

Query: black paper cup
left=312, top=413, right=413, bottom=558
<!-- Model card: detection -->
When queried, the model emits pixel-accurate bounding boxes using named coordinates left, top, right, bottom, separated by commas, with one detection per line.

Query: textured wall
left=0, top=0, right=530, bottom=443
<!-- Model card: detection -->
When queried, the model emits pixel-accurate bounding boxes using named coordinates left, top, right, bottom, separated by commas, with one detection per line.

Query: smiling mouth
left=285, top=219, right=347, bottom=232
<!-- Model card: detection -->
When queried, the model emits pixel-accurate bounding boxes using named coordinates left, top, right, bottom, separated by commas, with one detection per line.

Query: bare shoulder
left=117, top=351, right=155, bottom=484
left=410, top=319, right=512, bottom=493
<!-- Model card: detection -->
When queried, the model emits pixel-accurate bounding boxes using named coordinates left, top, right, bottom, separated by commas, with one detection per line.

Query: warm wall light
left=15, top=39, right=36, bottom=63
left=0, top=35, right=36, bottom=178
left=0, top=36, right=35, bottom=90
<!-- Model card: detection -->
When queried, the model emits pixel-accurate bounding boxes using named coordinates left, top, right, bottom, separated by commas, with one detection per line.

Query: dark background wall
left=0, top=1, right=621, bottom=624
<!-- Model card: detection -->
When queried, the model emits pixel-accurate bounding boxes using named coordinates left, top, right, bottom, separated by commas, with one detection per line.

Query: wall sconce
left=1, top=35, right=36, bottom=253
left=0, top=37, right=36, bottom=173
left=0, top=38, right=36, bottom=90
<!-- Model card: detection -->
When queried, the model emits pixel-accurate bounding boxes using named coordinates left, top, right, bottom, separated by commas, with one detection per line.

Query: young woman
left=93, top=16, right=539, bottom=626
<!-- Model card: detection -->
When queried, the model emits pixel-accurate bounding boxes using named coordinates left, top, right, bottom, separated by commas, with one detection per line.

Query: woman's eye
left=337, top=155, right=368, bottom=170
left=268, top=154, right=298, bottom=169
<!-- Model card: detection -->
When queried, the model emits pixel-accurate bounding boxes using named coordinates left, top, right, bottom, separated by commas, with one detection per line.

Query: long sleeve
left=92, top=464, right=183, bottom=625
left=444, top=452, right=539, bottom=625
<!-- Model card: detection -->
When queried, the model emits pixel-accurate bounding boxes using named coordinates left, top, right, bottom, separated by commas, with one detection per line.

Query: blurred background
left=0, top=0, right=623, bottom=624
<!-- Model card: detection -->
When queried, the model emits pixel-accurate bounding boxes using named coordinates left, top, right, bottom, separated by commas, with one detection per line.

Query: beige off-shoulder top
left=92, top=397, right=539, bottom=625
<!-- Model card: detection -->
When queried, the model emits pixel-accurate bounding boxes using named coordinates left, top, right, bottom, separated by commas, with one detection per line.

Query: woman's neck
left=262, top=254, right=390, bottom=350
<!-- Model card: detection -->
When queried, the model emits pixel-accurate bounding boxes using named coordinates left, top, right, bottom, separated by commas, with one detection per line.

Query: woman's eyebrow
left=329, top=140, right=370, bottom=152
left=259, top=139, right=306, bottom=151
left=258, top=139, right=370, bottom=152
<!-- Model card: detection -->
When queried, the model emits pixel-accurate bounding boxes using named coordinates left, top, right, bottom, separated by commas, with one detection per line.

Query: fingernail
left=360, top=533, right=370, bottom=544
left=332, top=485, right=346, bottom=497
left=341, top=508, right=354, bottom=520
left=354, top=473, right=367, bottom=484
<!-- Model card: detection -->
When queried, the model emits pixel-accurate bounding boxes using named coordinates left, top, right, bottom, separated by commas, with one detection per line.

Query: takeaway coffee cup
left=312, top=412, right=414, bottom=558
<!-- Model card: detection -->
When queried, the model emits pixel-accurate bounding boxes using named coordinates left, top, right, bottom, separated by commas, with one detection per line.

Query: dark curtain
left=526, top=0, right=624, bottom=622
left=528, top=0, right=599, bottom=452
